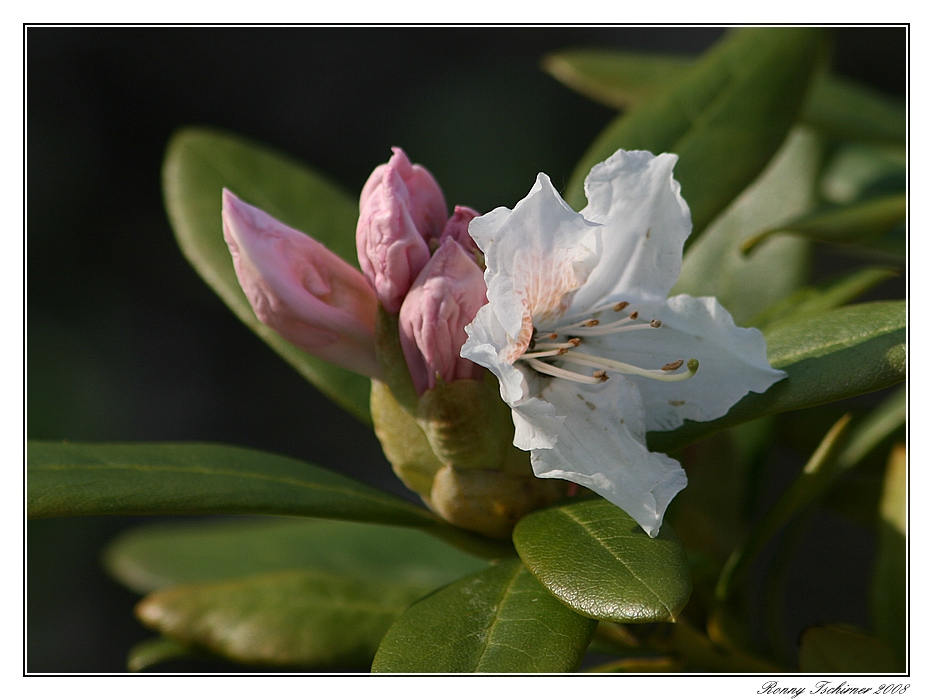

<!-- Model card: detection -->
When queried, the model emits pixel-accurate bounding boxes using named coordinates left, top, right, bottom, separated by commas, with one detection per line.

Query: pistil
left=560, top=351, right=699, bottom=382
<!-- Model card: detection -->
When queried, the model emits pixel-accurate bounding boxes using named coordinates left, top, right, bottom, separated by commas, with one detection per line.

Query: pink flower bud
left=222, top=189, right=381, bottom=379
left=399, top=237, right=487, bottom=394
left=356, top=147, right=448, bottom=314
left=439, top=205, right=481, bottom=256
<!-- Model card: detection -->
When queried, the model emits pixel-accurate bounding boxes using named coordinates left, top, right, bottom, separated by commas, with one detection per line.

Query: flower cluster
left=222, top=147, right=486, bottom=394
left=222, top=147, right=785, bottom=537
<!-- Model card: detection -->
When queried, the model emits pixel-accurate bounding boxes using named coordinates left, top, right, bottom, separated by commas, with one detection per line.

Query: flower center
left=518, top=300, right=699, bottom=385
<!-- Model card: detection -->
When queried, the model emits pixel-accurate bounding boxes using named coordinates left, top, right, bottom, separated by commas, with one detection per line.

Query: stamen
left=650, top=319, right=662, bottom=329
left=613, top=301, right=629, bottom=312
left=523, top=340, right=581, bottom=359
left=560, top=351, right=699, bottom=382
left=526, top=358, right=608, bottom=385
left=550, top=318, right=603, bottom=334
left=567, top=320, right=660, bottom=337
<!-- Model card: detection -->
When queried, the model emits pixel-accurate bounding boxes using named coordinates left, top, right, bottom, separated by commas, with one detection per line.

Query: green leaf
left=837, top=386, right=906, bottom=471
left=871, top=444, right=906, bottom=660
left=648, top=301, right=906, bottom=453
left=541, top=49, right=693, bottom=110
left=163, top=127, right=371, bottom=423
left=716, top=413, right=852, bottom=601
left=565, top=28, right=826, bottom=240
left=127, top=636, right=192, bottom=672
left=105, top=517, right=488, bottom=595
left=371, top=559, right=596, bottom=672
left=798, top=625, right=903, bottom=673
left=810, top=387, right=905, bottom=526
left=28, top=441, right=512, bottom=559
left=136, top=570, right=432, bottom=668
left=673, top=128, right=818, bottom=324
left=513, top=500, right=691, bottom=623
left=741, top=193, right=906, bottom=254
left=821, top=142, right=905, bottom=204
left=748, top=267, right=898, bottom=333
left=804, top=75, right=906, bottom=145
left=543, top=50, right=904, bottom=145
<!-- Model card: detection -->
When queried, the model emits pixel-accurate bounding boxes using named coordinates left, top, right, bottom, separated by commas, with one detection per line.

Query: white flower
left=461, top=150, right=786, bottom=537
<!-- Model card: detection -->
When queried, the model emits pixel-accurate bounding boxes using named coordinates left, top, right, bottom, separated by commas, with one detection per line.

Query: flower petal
left=469, top=173, right=600, bottom=361
left=356, top=148, right=448, bottom=313
left=528, top=378, right=686, bottom=537
left=579, top=294, right=786, bottom=432
left=462, top=304, right=528, bottom=405
left=222, top=189, right=381, bottom=378
left=573, top=150, right=691, bottom=312
left=399, top=237, right=486, bottom=393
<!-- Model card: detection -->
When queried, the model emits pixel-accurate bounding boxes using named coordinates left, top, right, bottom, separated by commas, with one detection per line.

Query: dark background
left=27, top=27, right=906, bottom=672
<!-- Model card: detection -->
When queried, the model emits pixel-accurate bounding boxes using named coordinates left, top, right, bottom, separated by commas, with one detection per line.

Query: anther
left=650, top=319, right=662, bottom=329
left=661, top=360, right=683, bottom=371
left=568, top=337, right=582, bottom=346
left=593, top=370, right=609, bottom=382
left=629, top=311, right=639, bottom=320
left=548, top=333, right=558, bottom=340
left=584, top=319, right=600, bottom=327
left=613, top=301, right=629, bottom=312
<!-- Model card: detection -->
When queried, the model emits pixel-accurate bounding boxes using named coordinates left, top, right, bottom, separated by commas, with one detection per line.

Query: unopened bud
left=399, top=237, right=486, bottom=394
left=429, top=465, right=566, bottom=539
left=356, top=147, right=448, bottom=313
left=222, top=189, right=380, bottom=378
left=439, top=205, right=481, bottom=257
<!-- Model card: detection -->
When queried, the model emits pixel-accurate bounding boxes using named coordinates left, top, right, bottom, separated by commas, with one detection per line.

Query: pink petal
left=399, top=237, right=487, bottom=394
left=223, top=189, right=381, bottom=378
left=356, top=147, right=448, bottom=313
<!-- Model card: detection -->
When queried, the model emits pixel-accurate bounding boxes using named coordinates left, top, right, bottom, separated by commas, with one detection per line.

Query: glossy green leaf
left=105, top=517, right=488, bottom=594
left=648, top=301, right=905, bottom=453
left=544, top=50, right=904, bottom=144
left=371, top=559, right=597, bottom=673
left=28, top=441, right=512, bottom=559
left=163, top=127, right=371, bottom=423
left=871, top=444, right=906, bottom=660
left=127, top=636, right=192, bottom=672
left=798, top=625, right=903, bottom=673
left=513, top=500, right=691, bottom=623
left=748, top=267, right=897, bottom=333
left=566, top=28, right=826, bottom=240
left=673, top=128, right=817, bottom=324
left=136, top=570, right=432, bottom=668
left=742, top=194, right=905, bottom=254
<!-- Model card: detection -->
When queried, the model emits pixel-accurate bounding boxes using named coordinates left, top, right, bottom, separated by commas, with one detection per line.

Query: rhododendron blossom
left=462, top=149, right=786, bottom=537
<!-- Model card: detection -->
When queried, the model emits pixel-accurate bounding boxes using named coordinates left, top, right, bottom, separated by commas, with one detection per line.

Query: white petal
left=469, top=173, right=600, bottom=360
left=573, top=150, right=692, bottom=312
left=580, top=294, right=786, bottom=433
left=528, top=378, right=686, bottom=537
left=461, top=304, right=526, bottom=405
